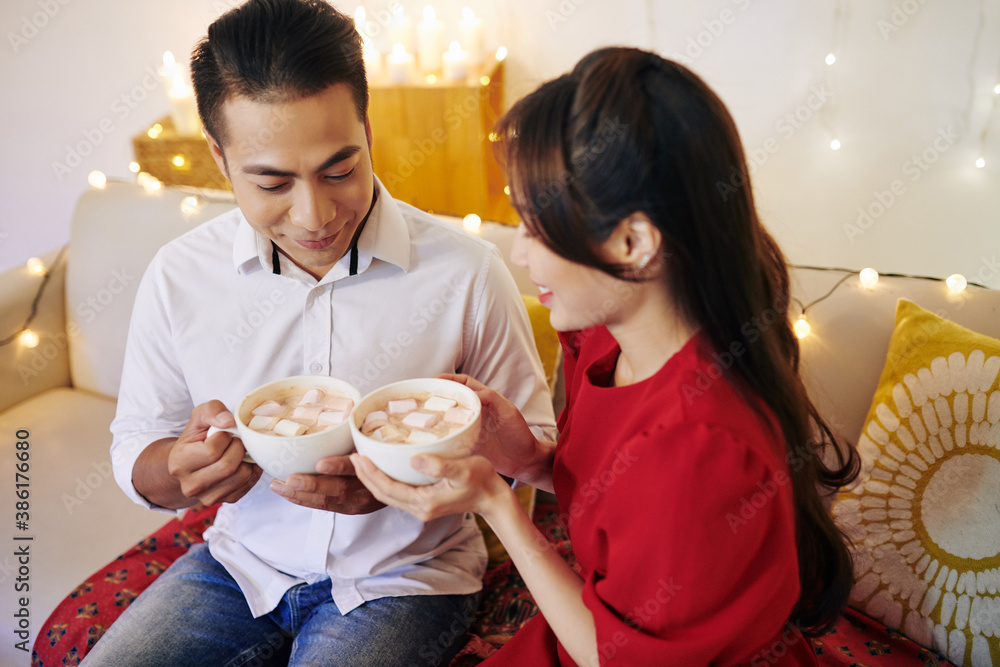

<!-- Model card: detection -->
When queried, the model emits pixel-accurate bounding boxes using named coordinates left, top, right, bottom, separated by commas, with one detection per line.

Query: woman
left=352, top=47, right=859, bottom=666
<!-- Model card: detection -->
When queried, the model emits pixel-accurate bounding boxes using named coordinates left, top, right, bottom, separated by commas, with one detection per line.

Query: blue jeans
left=80, top=543, right=478, bottom=667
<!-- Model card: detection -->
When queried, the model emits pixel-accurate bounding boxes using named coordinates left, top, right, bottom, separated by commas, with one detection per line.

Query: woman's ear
left=605, top=213, right=663, bottom=271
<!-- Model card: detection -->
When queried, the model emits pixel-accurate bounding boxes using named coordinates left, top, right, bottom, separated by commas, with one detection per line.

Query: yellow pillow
left=831, top=299, right=1000, bottom=666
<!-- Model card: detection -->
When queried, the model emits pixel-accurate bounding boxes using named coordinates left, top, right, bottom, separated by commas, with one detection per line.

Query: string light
left=495, top=46, right=507, bottom=62
left=171, top=155, right=187, bottom=168
left=793, top=315, right=812, bottom=339
left=426, top=74, right=437, bottom=84
left=129, top=161, right=141, bottom=173
left=0, top=247, right=66, bottom=349
left=503, top=185, right=511, bottom=196
left=26, top=257, right=46, bottom=276
left=180, top=196, right=202, bottom=216
left=462, top=213, right=482, bottom=233
left=87, top=170, right=107, bottom=189
left=830, top=138, right=842, bottom=150
left=976, top=157, right=986, bottom=168
left=19, top=330, right=39, bottom=348
left=147, top=123, right=163, bottom=139
left=946, top=274, right=968, bottom=294
left=137, top=172, right=163, bottom=193
left=859, top=267, right=879, bottom=288
left=479, top=75, right=491, bottom=86
left=825, top=53, right=836, bottom=66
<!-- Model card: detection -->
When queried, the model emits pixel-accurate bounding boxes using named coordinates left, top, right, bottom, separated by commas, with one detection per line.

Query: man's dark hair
left=190, top=0, right=368, bottom=148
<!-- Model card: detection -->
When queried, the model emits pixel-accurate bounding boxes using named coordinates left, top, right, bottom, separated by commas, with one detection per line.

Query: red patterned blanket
left=32, top=503, right=955, bottom=666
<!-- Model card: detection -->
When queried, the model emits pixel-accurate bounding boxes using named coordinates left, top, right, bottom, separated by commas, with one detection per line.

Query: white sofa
left=2, top=182, right=997, bottom=666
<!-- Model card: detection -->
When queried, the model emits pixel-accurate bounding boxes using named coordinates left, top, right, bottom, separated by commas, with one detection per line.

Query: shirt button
left=310, top=363, right=323, bottom=373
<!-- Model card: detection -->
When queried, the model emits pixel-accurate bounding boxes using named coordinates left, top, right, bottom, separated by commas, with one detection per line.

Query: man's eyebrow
left=241, top=145, right=363, bottom=177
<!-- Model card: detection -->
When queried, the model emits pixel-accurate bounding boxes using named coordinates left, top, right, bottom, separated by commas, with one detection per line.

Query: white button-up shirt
left=111, top=179, right=557, bottom=617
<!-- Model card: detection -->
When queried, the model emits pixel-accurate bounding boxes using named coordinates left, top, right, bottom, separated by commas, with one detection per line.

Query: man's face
left=208, top=83, right=375, bottom=279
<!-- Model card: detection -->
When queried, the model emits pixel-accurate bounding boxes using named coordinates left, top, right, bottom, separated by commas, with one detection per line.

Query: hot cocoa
left=245, top=386, right=356, bottom=436
left=360, top=392, right=474, bottom=444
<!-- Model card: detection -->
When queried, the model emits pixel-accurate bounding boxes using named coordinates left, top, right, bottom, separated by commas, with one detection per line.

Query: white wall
left=2, top=0, right=999, bottom=286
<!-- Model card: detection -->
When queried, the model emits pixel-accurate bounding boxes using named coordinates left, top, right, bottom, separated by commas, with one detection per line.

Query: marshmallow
left=387, top=399, right=418, bottom=414
left=248, top=415, right=277, bottom=431
left=402, top=411, right=439, bottom=430
left=299, top=388, right=325, bottom=405
left=318, top=410, right=347, bottom=426
left=325, top=396, right=355, bottom=412
left=274, top=419, right=308, bottom=437
left=423, top=396, right=457, bottom=412
left=252, top=400, right=284, bottom=416
left=292, top=406, right=322, bottom=424
left=444, top=407, right=473, bottom=425
left=406, top=430, right=438, bottom=444
left=362, top=410, right=389, bottom=434
left=374, top=424, right=406, bottom=442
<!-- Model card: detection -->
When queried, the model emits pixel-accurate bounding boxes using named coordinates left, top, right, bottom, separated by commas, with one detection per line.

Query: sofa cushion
left=66, top=184, right=235, bottom=398
left=0, top=387, right=169, bottom=663
left=831, top=299, right=1000, bottom=666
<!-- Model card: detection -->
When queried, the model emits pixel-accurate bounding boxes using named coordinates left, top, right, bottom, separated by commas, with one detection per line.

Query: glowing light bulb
left=994, top=83, right=1000, bottom=95
left=495, top=46, right=507, bottom=62
left=859, top=268, right=879, bottom=289
left=462, top=213, right=482, bottom=233
left=129, top=161, right=141, bottom=173
left=26, top=257, right=46, bottom=276
left=488, top=132, right=499, bottom=143
left=976, top=157, right=986, bottom=168
left=172, top=155, right=186, bottom=168
left=479, top=75, right=491, bottom=86
left=946, top=274, right=967, bottom=294
left=180, top=196, right=202, bottom=216
left=825, top=53, right=836, bottom=65
left=830, top=139, right=841, bottom=150
left=137, top=172, right=162, bottom=194
left=793, top=316, right=811, bottom=339
left=19, top=330, right=39, bottom=348
left=503, top=186, right=511, bottom=196
left=147, top=123, right=163, bottom=139
left=88, top=170, right=107, bottom=189
left=425, top=74, right=437, bottom=84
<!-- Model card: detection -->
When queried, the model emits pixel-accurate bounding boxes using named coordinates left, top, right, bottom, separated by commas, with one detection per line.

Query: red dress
left=489, top=326, right=818, bottom=666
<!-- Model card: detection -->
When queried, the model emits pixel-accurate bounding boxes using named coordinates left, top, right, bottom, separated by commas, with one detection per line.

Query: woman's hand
left=436, top=373, right=552, bottom=485
left=350, top=452, right=513, bottom=523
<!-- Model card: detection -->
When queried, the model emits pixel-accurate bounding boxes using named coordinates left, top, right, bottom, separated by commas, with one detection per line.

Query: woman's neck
left=608, top=287, right=696, bottom=387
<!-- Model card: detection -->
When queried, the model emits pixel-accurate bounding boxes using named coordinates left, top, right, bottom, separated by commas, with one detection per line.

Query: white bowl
left=350, top=378, right=482, bottom=485
left=210, top=375, right=361, bottom=479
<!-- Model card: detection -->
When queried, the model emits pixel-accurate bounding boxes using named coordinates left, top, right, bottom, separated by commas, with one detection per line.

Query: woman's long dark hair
left=496, top=47, right=860, bottom=636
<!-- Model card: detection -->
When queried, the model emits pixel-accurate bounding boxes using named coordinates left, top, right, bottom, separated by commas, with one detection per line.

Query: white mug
left=208, top=375, right=361, bottom=479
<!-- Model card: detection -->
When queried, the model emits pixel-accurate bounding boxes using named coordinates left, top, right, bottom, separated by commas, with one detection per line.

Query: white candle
left=442, top=41, right=469, bottom=81
left=363, top=39, right=383, bottom=79
left=386, top=43, right=414, bottom=84
left=458, top=7, right=484, bottom=66
left=167, top=74, right=201, bottom=135
left=416, top=6, right=444, bottom=73
left=386, top=4, right=413, bottom=54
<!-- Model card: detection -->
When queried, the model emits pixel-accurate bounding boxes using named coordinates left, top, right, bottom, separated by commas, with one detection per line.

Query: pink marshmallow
left=299, top=388, right=325, bottom=405
left=252, top=400, right=283, bottom=416
left=387, top=399, right=418, bottom=414
left=325, top=396, right=355, bottom=412
left=318, top=410, right=347, bottom=426
left=292, top=406, right=322, bottom=424
left=444, top=407, right=473, bottom=425
left=362, top=411, right=389, bottom=435
left=402, top=411, right=439, bottom=430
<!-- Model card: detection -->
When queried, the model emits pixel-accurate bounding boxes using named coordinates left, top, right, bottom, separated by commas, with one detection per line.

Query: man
left=82, top=1, right=556, bottom=664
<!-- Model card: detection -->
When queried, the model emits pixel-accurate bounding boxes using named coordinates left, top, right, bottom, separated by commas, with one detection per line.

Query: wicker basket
left=132, top=117, right=232, bottom=191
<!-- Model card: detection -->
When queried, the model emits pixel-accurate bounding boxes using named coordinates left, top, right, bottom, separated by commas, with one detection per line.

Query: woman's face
left=510, top=223, right=630, bottom=332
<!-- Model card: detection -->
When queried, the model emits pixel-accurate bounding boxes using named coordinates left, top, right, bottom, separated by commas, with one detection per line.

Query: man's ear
left=204, top=130, right=229, bottom=179
left=604, top=213, right=663, bottom=271
left=365, top=113, right=374, bottom=151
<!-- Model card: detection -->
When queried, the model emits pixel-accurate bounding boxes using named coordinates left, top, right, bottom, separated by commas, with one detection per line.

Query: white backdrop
left=2, top=0, right=999, bottom=284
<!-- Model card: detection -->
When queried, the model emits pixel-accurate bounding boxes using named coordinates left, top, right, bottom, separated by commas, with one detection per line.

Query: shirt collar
left=231, top=176, right=412, bottom=279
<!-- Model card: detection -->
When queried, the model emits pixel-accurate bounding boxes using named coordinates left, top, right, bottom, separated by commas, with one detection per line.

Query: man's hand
left=138, top=400, right=262, bottom=508
left=269, top=455, right=386, bottom=514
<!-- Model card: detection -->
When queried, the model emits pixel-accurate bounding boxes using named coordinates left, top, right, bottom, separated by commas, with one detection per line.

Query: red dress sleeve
left=582, top=420, right=810, bottom=666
